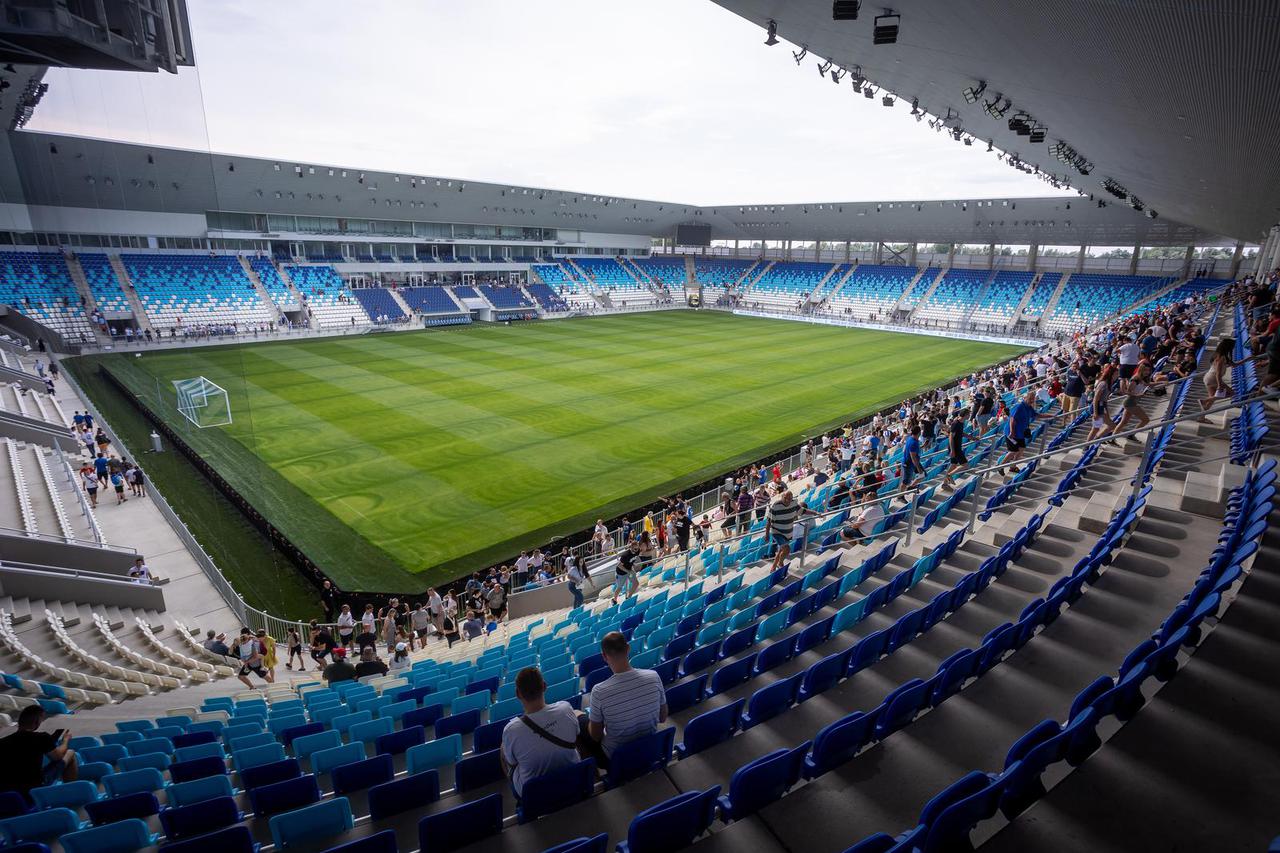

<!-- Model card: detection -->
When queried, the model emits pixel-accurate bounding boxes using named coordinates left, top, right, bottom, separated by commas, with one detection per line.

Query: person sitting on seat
left=322, top=646, right=357, bottom=684
left=500, top=667, right=580, bottom=799
left=580, top=631, right=666, bottom=769
left=354, top=645, right=389, bottom=679
left=0, top=706, right=77, bottom=802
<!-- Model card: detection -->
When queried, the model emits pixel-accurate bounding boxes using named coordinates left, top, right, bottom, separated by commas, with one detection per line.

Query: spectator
left=336, top=604, right=355, bottom=649
left=462, top=610, right=485, bottom=641
left=0, top=706, right=77, bottom=802
left=485, top=581, right=506, bottom=620
left=310, top=621, right=336, bottom=665
left=427, top=587, right=444, bottom=636
left=566, top=555, right=586, bottom=608
left=765, top=490, right=804, bottom=571
left=203, top=630, right=230, bottom=657
left=440, top=608, right=461, bottom=648
left=322, top=647, right=357, bottom=684
left=501, top=667, right=581, bottom=798
left=355, top=645, right=389, bottom=679
left=80, top=464, right=98, bottom=508
left=390, top=642, right=411, bottom=673
left=581, top=632, right=666, bottom=769
left=285, top=627, right=306, bottom=671
left=410, top=603, right=433, bottom=645
left=842, top=499, right=886, bottom=542
left=128, top=558, right=151, bottom=584
left=612, top=541, right=640, bottom=606
left=321, top=580, right=338, bottom=622
left=234, top=627, right=269, bottom=689
left=255, top=628, right=277, bottom=683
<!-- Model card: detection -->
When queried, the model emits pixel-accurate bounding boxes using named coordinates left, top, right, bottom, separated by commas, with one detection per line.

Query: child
left=285, top=627, right=305, bottom=671
left=110, top=470, right=127, bottom=504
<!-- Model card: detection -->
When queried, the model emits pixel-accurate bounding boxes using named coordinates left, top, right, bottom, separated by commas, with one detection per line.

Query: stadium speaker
left=833, top=0, right=861, bottom=20
left=873, top=12, right=899, bottom=44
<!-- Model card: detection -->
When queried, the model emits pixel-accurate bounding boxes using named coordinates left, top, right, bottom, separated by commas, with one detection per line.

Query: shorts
left=1119, top=364, right=1137, bottom=380
left=770, top=531, right=792, bottom=549
left=949, top=449, right=968, bottom=466
left=1005, top=436, right=1027, bottom=452
left=1091, top=416, right=1108, bottom=430
left=239, top=662, right=267, bottom=677
left=41, top=758, right=66, bottom=786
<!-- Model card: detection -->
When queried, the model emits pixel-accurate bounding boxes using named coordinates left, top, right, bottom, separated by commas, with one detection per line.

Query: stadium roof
left=710, top=0, right=1280, bottom=244
left=6, top=130, right=1232, bottom=247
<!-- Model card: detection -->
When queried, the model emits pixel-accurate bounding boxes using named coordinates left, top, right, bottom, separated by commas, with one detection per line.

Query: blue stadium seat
left=30, top=780, right=98, bottom=810
left=170, top=755, right=228, bottom=785
left=602, top=727, right=676, bottom=789
left=167, top=774, right=235, bottom=809
left=405, top=734, right=463, bottom=776
left=805, top=709, right=881, bottom=779
left=239, top=758, right=301, bottom=792
left=417, top=793, right=503, bottom=853
left=103, top=768, right=165, bottom=799
left=368, top=770, right=440, bottom=820
left=83, top=792, right=159, bottom=827
left=312, top=743, right=367, bottom=778
left=717, top=742, right=810, bottom=822
left=250, top=774, right=321, bottom=818
left=618, top=787, right=721, bottom=853
left=269, top=797, right=354, bottom=851
left=454, top=748, right=504, bottom=792
left=676, top=699, right=744, bottom=759
left=742, top=673, right=803, bottom=730
left=540, top=834, right=609, bottom=853
left=160, top=825, right=257, bottom=853
left=332, top=754, right=394, bottom=796
left=320, top=830, right=398, bottom=853
left=60, top=818, right=157, bottom=853
left=159, top=796, right=242, bottom=841
left=517, top=758, right=596, bottom=823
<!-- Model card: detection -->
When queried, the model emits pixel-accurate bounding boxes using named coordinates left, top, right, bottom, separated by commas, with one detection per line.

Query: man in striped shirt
left=766, top=490, right=807, bottom=571
left=582, top=632, right=667, bottom=768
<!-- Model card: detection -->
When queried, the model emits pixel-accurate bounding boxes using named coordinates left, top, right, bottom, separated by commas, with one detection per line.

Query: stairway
left=63, top=254, right=110, bottom=344
left=1007, top=272, right=1042, bottom=329
left=108, top=256, right=154, bottom=334
left=1038, top=272, right=1073, bottom=329
left=959, top=269, right=999, bottom=327
left=274, top=265, right=318, bottom=329
left=385, top=287, right=415, bottom=321
left=739, top=260, right=774, bottom=293
left=684, top=256, right=696, bottom=286
left=238, top=257, right=284, bottom=321
left=906, top=267, right=947, bottom=319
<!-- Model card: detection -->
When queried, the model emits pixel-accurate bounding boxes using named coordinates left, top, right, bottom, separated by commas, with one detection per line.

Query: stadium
left=0, top=1, right=1273, bottom=852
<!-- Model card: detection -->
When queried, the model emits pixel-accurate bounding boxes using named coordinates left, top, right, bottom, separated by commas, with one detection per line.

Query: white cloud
left=27, top=0, right=1071, bottom=205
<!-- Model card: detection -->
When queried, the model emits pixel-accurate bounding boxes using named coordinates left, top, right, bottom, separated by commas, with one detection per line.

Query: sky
left=27, top=0, right=1071, bottom=207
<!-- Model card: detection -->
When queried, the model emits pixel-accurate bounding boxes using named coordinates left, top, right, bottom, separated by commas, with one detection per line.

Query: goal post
left=173, top=376, right=232, bottom=428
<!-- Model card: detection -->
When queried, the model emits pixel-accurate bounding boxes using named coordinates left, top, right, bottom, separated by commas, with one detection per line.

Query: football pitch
left=79, top=311, right=1026, bottom=593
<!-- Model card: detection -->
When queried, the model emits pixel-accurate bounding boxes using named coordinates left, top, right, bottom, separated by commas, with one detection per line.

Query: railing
left=0, top=522, right=127, bottom=551
left=51, top=443, right=104, bottom=545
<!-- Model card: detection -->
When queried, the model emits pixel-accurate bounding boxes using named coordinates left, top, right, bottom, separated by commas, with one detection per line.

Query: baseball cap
left=395, top=642, right=407, bottom=652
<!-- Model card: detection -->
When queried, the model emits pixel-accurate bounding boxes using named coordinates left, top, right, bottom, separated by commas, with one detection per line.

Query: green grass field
left=73, top=311, right=1025, bottom=595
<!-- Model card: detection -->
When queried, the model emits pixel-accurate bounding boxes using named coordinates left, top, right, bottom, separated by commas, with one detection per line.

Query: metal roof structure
left=709, top=0, right=1280, bottom=243
left=5, top=130, right=1233, bottom=247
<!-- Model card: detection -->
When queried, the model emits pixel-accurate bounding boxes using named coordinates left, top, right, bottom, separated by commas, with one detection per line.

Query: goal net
left=173, top=376, right=232, bottom=428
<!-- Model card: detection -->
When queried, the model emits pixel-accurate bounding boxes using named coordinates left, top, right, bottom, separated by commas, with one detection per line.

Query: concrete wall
left=0, top=532, right=137, bottom=575
left=0, top=564, right=165, bottom=611
left=0, top=413, right=83, bottom=452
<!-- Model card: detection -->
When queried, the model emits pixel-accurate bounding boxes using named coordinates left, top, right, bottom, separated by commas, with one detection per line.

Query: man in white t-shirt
left=500, top=667, right=580, bottom=798
left=842, top=500, right=886, bottom=541
left=1117, top=337, right=1141, bottom=379
left=583, top=632, right=666, bottom=767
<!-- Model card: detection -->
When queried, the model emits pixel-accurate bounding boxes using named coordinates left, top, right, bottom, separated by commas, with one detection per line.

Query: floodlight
left=864, top=86, right=876, bottom=99
left=793, top=46, right=808, bottom=65
left=1029, top=124, right=1046, bottom=143
left=963, top=136, right=973, bottom=146
left=764, top=19, right=779, bottom=45
left=882, top=94, right=895, bottom=106
left=986, top=139, right=994, bottom=152
left=874, top=12, right=900, bottom=44
left=833, top=0, right=861, bottom=20
left=962, top=81, right=986, bottom=104
left=817, top=59, right=832, bottom=77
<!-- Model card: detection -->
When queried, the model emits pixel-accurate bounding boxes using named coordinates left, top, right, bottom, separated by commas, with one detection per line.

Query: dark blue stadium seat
left=719, top=625, right=757, bottom=659
left=874, top=678, right=932, bottom=739
left=240, top=758, right=301, bottom=792
left=332, top=754, right=394, bottom=796
left=435, top=708, right=482, bottom=740
left=795, top=617, right=833, bottom=654
left=402, top=704, right=446, bottom=732
left=454, top=748, right=505, bottom=792
left=417, top=793, right=503, bottom=853
left=742, top=673, right=802, bottom=730
left=618, top=787, right=721, bottom=853
left=249, top=774, right=320, bottom=818
left=651, top=658, right=681, bottom=685
left=707, top=653, right=757, bottom=696
left=678, top=642, right=721, bottom=677
left=160, top=825, right=257, bottom=853
left=847, top=629, right=889, bottom=676
left=0, top=792, right=26, bottom=820
left=800, top=647, right=853, bottom=700
left=375, top=725, right=426, bottom=757
left=268, top=797, right=353, bottom=851
left=159, top=796, right=242, bottom=841
left=717, top=742, right=810, bottom=822
left=61, top=818, right=156, bottom=853
left=368, top=770, right=440, bottom=820
left=280, top=722, right=325, bottom=748
left=172, top=731, right=218, bottom=750
left=540, top=833, right=608, bottom=853
left=663, top=631, right=697, bottom=662
left=84, top=792, right=159, bottom=826
left=676, top=699, right=744, bottom=759
left=917, top=770, right=1006, bottom=853
left=320, top=829, right=397, bottom=853
left=754, top=635, right=797, bottom=674
left=472, top=719, right=506, bottom=754
left=517, top=758, right=596, bottom=823
left=804, top=708, right=881, bottom=779
left=602, top=727, right=675, bottom=789
left=664, top=674, right=708, bottom=714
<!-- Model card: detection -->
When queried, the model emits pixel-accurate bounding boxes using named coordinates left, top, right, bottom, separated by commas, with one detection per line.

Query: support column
left=844, top=240, right=851, bottom=263
left=1269, top=228, right=1280, bottom=273
left=907, top=242, right=918, bottom=267
left=1076, top=245, right=1087, bottom=273
left=946, top=243, right=956, bottom=267
left=1180, top=245, right=1194, bottom=279
left=874, top=241, right=884, bottom=264
left=733, top=239, right=739, bottom=259
left=1229, top=241, right=1244, bottom=280
left=815, top=241, right=821, bottom=262
left=988, top=242, right=996, bottom=269
left=1027, top=242, right=1038, bottom=271
left=1253, top=231, right=1275, bottom=276
left=1128, top=245, right=1141, bottom=276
